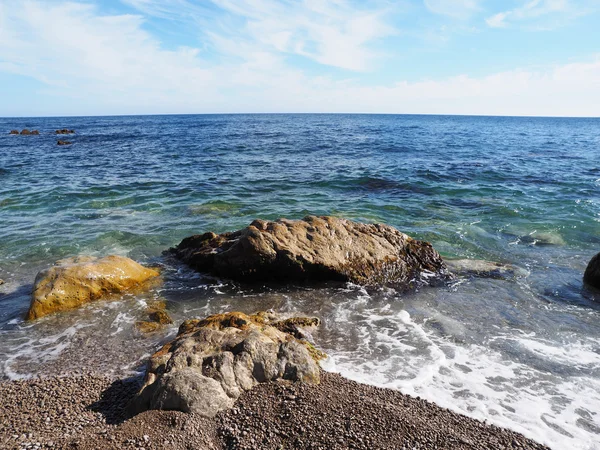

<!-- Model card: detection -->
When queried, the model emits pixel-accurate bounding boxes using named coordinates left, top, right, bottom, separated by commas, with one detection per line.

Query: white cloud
left=424, top=0, right=481, bottom=19
left=485, top=0, right=593, bottom=28
left=0, top=1, right=599, bottom=117
left=121, top=0, right=397, bottom=72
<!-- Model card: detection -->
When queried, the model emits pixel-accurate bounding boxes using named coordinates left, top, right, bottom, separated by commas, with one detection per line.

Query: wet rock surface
left=171, top=215, right=450, bottom=287
left=0, top=372, right=549, bottom=450
left=584, top=252, right=600, bottom=290
left=27, top=255, right=160, bottom=320
left=132, top=311, right=322, bottom=417
left=55, top=129, right=75, bottom=134
left=57, top=140, right=72, bottom=145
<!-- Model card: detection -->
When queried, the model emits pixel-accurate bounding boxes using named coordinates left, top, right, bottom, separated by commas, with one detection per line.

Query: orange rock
left=26, top=255, right=160, bottom=320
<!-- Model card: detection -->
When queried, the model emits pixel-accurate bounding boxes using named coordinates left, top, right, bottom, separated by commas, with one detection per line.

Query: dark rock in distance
left=584, top=252, right=600, bottom=289
left=57, top=140, right=72, bottom=146
left=170, top=215, right=450, bottom=287
left=20, top=129, right=31, bottom=135
left=55, top=129, right=75, bottom=135
left=31, top=130, right=40, bottom=135
left=9, top=130, right=19, bottom=135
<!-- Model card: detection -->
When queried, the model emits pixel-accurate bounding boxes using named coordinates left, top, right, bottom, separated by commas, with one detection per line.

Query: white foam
left=320, top=297, right=600, bottom=450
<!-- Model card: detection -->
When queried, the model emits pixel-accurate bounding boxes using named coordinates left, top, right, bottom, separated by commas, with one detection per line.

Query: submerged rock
left=9, top=130, right=19, bottom=135
left=446, top=259, right=528, bottom=279
left=57, top=140, right=72, bottom=146
left=19, top=129, right=39, bottom=135
left=55, top=129, right=75, bottom=134
left=584, top=252, right=600, bottom=289
left=26, top=255, right=160, bottom=320
left=131, top=311, right=322, bottom=417
left=170, top=216, right=450, bottom=287
left=135, top=300, right=174, bottom=334
left=31, top=130, right=40, bottom=135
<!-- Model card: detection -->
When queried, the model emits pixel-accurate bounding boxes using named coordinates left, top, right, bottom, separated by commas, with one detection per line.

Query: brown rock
left=584, top=252, right=600, bottom=290
left=57, top=140, right=72, bottom=146
left=26, top=255, right=160, bottom=320
left=9, top=130, right=19, bottom=135
left=20, top=129, right=31, bottom=135
left=149, top=310, right=173, bottom=325
left=170, top=216, right=450, bottom=287
left=55, top=129, right=75, bottom=134
left=31, top=130, right=40, bottom=135
left=131, top=311, right=322, bottom=417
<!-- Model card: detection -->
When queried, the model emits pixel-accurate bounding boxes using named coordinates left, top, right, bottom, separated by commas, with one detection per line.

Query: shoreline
left=0, top=370, right=549, bottom=450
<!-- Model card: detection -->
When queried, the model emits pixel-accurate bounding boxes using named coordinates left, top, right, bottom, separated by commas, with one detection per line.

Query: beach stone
left=446, top=259, right=528, bottom=279
left=131, top=311, right=322, bottom=417
left=26, top=255, right=160, bottom=320
left=57, top=140, right=72, bottom=146
left=583, top=252, right=600, bottom=289
left=170, top=216, right=450, bottom=287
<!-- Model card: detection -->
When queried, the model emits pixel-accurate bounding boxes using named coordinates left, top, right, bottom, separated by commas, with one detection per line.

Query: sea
left=0, top=114, right=599, bottom=449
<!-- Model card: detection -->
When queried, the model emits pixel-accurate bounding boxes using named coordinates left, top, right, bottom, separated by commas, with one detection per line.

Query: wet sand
left=0, top=371, right=549, bottom=450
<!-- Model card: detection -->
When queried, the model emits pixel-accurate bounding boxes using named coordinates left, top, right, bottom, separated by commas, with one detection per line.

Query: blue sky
left=0, top=0, right=599, bottom=116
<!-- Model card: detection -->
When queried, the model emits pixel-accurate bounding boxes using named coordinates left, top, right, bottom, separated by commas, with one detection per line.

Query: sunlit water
left=0, top=114, right=599, bottom=449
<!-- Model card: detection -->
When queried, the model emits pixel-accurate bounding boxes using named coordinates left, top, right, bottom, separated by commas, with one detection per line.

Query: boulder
left=170, top=216, right=450, bottom=287
left=57, top=140, right=72, bottom=146
left=131, top=311, right=323, bottom=417
left=26, top=255, right=160, bottom=320
left=20, top=129, right=31, bottom=135
left=31, top=130, right=40, bottom=135
left=446, top=259, right=528, bottom=279
left=55, top=129, right=75, bottom=134
left=9, top=130, right=19, bottom=135
left=584, top=253, right=600, bottom=290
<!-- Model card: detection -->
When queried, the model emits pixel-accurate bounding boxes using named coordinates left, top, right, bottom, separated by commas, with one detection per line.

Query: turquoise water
left=0, top=114, right=599, bottom=449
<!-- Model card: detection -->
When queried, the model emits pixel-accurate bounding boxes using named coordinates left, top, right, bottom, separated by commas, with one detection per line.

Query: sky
left=0, top=0, right=599, bottom=117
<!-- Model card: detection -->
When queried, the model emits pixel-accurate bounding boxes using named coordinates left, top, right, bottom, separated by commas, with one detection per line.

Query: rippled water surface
left=0, top=114, right=599, bottom=449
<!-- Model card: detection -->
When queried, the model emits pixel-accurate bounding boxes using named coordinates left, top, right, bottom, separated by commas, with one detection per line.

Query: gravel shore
left=0, top=371, right=549, bottom=450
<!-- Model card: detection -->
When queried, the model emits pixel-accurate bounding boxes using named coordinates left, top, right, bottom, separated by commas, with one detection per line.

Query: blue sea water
left=0, top=114, right=599, bottom=449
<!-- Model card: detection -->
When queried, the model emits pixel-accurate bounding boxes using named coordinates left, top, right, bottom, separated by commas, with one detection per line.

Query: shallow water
left=0, top=114, right=599, bottom=449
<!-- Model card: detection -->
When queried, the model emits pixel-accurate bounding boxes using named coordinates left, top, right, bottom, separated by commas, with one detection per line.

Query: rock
left=170, top=216, right=450, bottom=287
left=55, top=129, right=75, bottom=135
left=26, top=255, right=160, bottom=320
left=446, top=259, right=528, bottom=279
left=9, top=130, right=19, bottom=135
left=131, top=311, right=322, bottom=417
left=0, top=279, right=4, bottom=285
left=583, top=252, right=600, bottom=289
left=31, top=130, right=40, bottom=135
left=20, top=129, right=31, bottom=135
left=57, top=140, right=72, bottom=146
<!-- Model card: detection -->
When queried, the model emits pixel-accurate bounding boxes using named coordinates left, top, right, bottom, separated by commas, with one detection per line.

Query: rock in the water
left=26, top=255, right=160, bottom=320
left=57, top=140, right=72, bottom=146
left=31, top=130, right=40, bottom=135
left=170, top=216, right=449, bottom=287
left=135, top=301, right=174, bottom=334
left=131, top=311, right=322, bottom=417
left=446, top=259, right=528, bottom=279
left=9, top=130, right=19, bottom=135
left=584, top=252, right=600, bottom=289
left=55, top=129, right=75, bottom=134
left=20, top=129, right=31, bottom=135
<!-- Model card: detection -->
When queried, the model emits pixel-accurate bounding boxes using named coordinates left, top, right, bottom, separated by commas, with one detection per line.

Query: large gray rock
left=131, top=312, right=323, bottom=417
left=170, top=216, right=450, bottom=287
left=584, top=253, right=600, bottom=289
